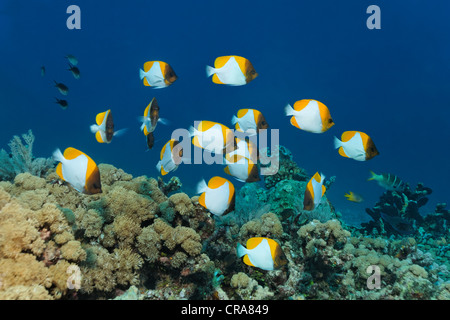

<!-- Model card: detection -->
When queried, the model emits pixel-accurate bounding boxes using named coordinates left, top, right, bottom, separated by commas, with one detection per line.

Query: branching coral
left=0, top=130, right=54, bottom=181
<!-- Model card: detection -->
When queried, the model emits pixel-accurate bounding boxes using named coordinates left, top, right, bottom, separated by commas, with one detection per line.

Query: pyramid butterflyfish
left=189, top=121, right=237, bottom=154
left=237, top=237, right=287, bottom=271
left=231, top=109, right=268, bottom=135
left=52, top=147, right=102, bottom=194
left=303, top=172, right=326, bottom=211
left=284, top=99, right=334, bottom=133
left=334, top=131, right=379, bottom=161
left=90, top=109, right=126, bottom=143
left=139, top=61, right=177, bottom=88
left=206, top=55, right=258, bottom=86
left=196, top=176, right=235, bottom=216
left=156, top=139, right=183, bottom=176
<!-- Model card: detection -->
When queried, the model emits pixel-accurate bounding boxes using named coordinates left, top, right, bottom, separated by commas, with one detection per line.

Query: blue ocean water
left=0, top=0, right=449, bottom=227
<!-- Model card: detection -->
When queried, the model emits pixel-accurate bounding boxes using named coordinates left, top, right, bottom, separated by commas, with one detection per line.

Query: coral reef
left=1, top=139, right=448, bottom=300
left=0, top=130, right=53, bottom=181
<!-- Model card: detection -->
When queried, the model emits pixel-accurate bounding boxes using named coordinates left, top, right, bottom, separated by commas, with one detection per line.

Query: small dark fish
left=41, top=66, right=45, bottom=77
left=380, top=212, right=414, bottom=235
left=67, top=64, right=80, bottom=79
left=54, top=81, right=69, bottom=95
left=55, top=98, right=68, bottom=109
left=65, top=54, right=78, bottom=66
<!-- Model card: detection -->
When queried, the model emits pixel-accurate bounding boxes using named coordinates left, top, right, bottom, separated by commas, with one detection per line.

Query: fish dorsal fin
left=96, top=110, right=109, bottom=126
left=246, top=237, right=264, bottom=250
left=63, top=147, right=84, bottom=160
left=312, top=172, right=322, bottom=183
left=56, top=163, right=64, bottom=180
left=322, top=184, right=326, bottom=197
left=237, top=109, right=250, bottom=119
left=198, top=120, right=218, bottom=132
left=144, top=61, right=155, bottom=72
left=214, top=56, right=232, bottom=69
left=95, top=131, right=105, bottom=143
left=208, top=176, right=226, bottom=189
left=293, top=99, right=312, bottom=112
left=341, top=131, right=357, bottom=142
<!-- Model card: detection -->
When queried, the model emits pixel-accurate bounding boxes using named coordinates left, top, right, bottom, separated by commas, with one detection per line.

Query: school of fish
left=48, top=54, right=387, bottom=271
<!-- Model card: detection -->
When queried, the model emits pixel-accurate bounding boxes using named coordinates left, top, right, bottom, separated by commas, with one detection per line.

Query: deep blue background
left=0, top=0, right=449, bottom=225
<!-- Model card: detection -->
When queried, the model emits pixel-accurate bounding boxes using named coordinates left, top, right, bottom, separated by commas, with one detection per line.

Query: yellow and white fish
left=196, top=176, right=235, bottom=216
left=284, top=99, right=334, bottom=133
left=90, top=109, right=126, bottom=143
left=189, top=121, right=236, bottom=154
left=224, top=155, right=260, bottom=182
left=139, top=98, right=169, bottom=135
left=334, top=131, right=379, bottom=161
left=139, top=61, right=177, bottom=88
left=206, top=55, right=258, bottom=86
left=303, top=172, right=326, bottom=211
left=344, top=191, right=364, bottom=203
left=156, top=139, right=183, bottom=176
left=231, top=109, right=268, bottom=135
left=368, top=171, right=405, bottom=191
left=224, top=137, right=258, bottom=164
left=237, top=237, right=287, bottom=271
left=52, top=147, right=102, bottom=194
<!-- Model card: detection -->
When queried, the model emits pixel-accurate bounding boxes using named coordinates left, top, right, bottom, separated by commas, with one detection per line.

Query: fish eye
left=329, top=118, right=333, bottom=123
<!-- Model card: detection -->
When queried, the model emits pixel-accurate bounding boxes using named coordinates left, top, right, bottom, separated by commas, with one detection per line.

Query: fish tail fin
left=52, top=148, right=65, bottom=163
left=158, top=118, right=170, bottom=126
left=195, top=179, right=208, bottom=194
left=333, top=136, right=342, bottom=149
left=139, top=68, right=146, bottom=80
left=344, top=192, right=351, bottom=199
left=206, top=65, right=215, bottom=78
left=368, top=170, right=377, bottom=181
left=90, top=124, right=100, bottom=134
left=231, top=115, right=239, bottom=125
left=188, top=125, right=199, bottom=137
left=156, top=161, right=162, bottom=173
left=236, top=243, right=248, bottom=258
left=284, top=104, right=295, bottom=116
left=113, top=128, right=127, bottom=137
